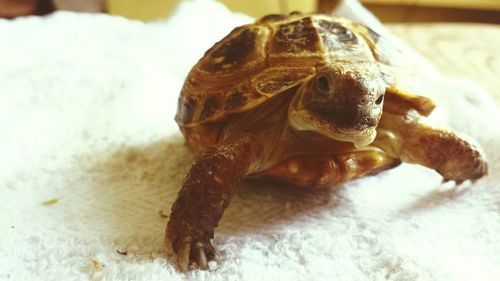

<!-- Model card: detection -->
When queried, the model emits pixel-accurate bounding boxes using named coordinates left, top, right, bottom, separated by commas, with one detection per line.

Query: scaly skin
left=166, top=135, right=257, bottom=271
left=376, top=112, right=488, bottom=183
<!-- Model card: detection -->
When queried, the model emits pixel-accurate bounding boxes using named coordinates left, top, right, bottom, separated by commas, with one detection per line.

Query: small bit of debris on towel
left=159, top=210, right=169, bottom=218
left=41, top=198, right=59, bottom=205
left=92, top=259, right=103, bottom=271
left=116, top=249, right=128, bottom=255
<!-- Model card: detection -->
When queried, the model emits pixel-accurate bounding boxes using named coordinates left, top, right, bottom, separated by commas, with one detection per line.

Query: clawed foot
left=166, top=221, right=217, bottom=272
left=439, top=153, right=488, bottom=186
left=441, top=177, right=464, bottom=186
left=174, top=236, right=216, bottom=271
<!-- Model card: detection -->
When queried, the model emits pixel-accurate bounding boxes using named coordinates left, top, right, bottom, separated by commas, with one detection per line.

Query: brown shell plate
left=176, top=13, right=400, bottom=127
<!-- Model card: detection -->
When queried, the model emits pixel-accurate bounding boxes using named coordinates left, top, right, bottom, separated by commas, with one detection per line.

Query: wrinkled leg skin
left=376, top=112, right=488, bottom=184
left=166, top=135, right=256, bottom=271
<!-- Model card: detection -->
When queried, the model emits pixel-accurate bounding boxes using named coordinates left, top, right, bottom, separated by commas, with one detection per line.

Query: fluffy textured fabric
left=1, top=1, right=499, bottom=280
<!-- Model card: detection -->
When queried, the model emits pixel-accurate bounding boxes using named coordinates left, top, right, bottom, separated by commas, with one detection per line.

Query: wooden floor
left=390, top=23, right=500, bottom=104
left=319, top=0, right=500, bottom=23
left=366, top=4, right=500, bottom=23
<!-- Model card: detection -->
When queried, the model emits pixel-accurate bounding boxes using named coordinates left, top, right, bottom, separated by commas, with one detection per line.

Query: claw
left=177, top=238, right=192, bottom=272
left=206, top=242, right=217, bottom=261
left=194, top=242, right=209, bottom=270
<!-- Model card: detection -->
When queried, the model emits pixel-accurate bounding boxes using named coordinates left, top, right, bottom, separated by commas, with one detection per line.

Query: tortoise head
left=289, top=63, right=386, bottom=147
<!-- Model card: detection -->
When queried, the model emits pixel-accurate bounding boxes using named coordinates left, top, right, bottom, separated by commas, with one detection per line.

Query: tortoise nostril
left=375, top=94, right=384, bottom=105
left=317, top=75, right=330, bottom=93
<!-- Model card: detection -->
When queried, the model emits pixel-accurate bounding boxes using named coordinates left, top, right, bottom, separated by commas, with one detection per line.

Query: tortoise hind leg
left=251, top=150, right=400, bottom=189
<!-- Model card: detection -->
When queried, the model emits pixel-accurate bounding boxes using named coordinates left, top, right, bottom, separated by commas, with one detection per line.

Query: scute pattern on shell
left=205, top=28, right=257, bottom=72
left=270, top=17, right=321, bottom=53
left=175, top=13, right=393, bottom=128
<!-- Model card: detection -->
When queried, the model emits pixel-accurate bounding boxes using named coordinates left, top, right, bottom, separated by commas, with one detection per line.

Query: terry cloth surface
left=1, top=0, right=499, bottom=280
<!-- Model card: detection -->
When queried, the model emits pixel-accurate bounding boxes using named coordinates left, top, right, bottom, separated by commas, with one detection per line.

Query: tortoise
left=166, top=12, right=488, bottom=271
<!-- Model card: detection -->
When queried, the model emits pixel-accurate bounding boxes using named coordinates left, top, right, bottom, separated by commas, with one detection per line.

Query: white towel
left=1, top=1, right=499, bottom=280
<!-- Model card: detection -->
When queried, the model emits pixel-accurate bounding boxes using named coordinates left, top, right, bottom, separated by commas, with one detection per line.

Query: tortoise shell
left=176, top=13, right=403, bottom=147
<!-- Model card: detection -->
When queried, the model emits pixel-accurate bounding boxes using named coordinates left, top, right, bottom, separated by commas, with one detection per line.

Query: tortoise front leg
left=376, top=112, right=488, bottom=183
left=166, top=135, right=257, bottom=271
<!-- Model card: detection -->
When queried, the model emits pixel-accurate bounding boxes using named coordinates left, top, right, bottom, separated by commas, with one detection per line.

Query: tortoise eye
left=316, top=75, right=331, bottom=94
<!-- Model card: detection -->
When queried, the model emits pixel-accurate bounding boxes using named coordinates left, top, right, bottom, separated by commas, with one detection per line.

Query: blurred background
left=1, top=0, right=499, bottom=23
